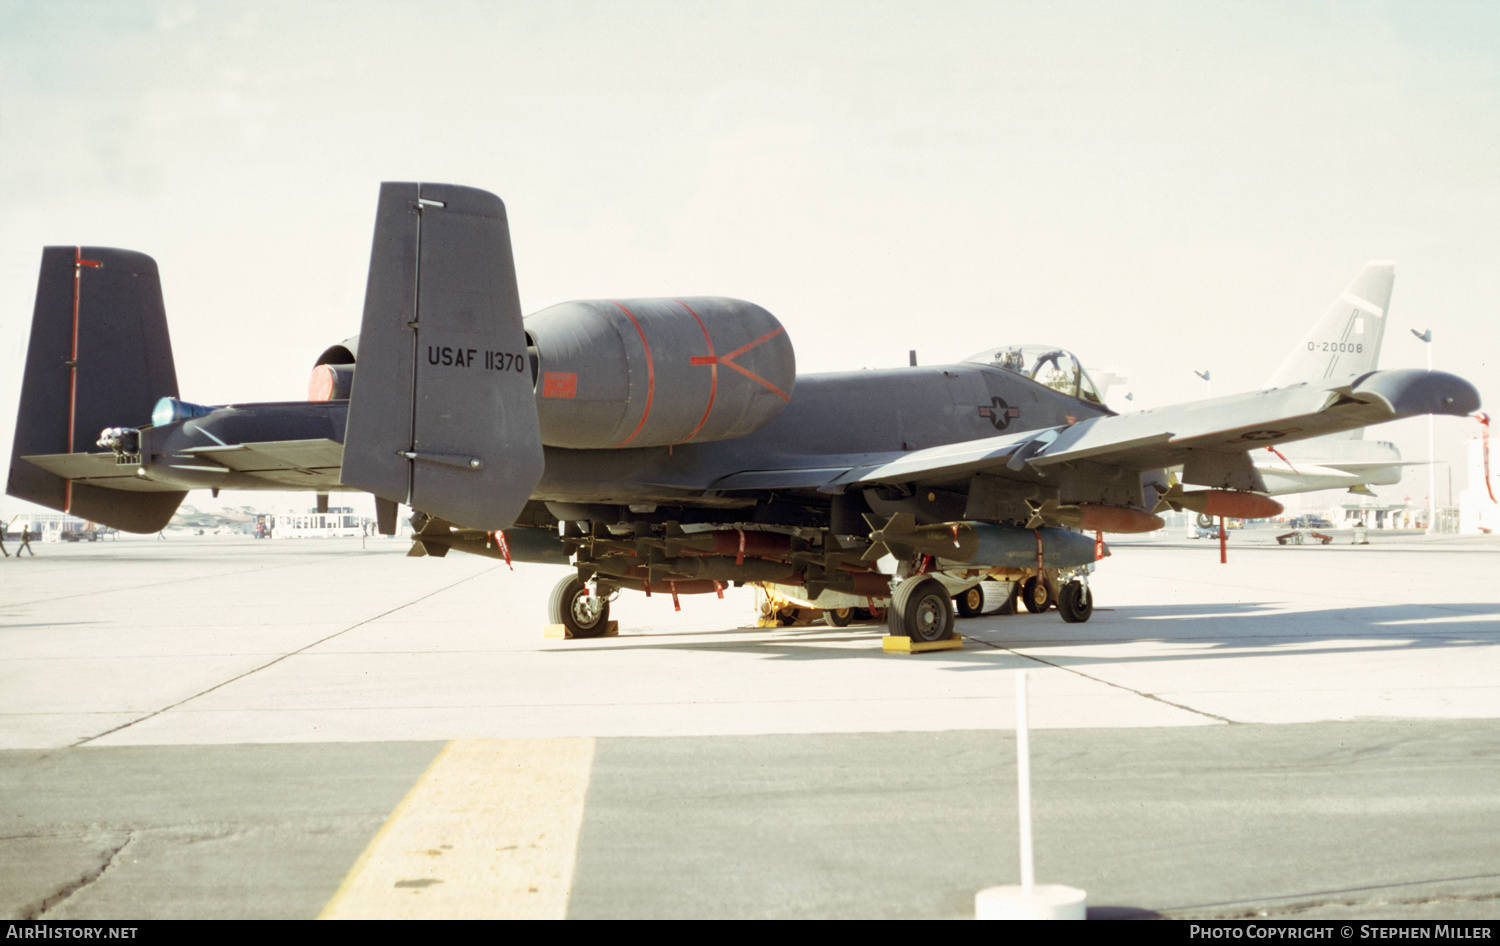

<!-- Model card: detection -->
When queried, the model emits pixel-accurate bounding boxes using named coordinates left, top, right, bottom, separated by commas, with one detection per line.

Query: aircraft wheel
left=548, top=575, right=610, bottom=638
left=824, top=607, right=854, bottom=627
left=1022, top=576, right=1052, bottom=613
left=1196, top=512, right=1215, bottom=529
left=1058, top=582, right=1093, bottom=623
left=888, top=577, right=954, bottom=642
left=956, top=584, right=987, bottom=619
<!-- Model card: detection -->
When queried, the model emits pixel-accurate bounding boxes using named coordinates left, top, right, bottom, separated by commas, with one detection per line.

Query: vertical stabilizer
left=1263, top=261, right=1394, bottom=390
left=340, top=183, right=545, bottom=531
left=7, top=247, right=186, bottom=531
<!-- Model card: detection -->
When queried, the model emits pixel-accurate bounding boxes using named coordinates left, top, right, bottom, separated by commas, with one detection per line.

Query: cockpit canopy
left=963, top=345, right=1104, bottom=405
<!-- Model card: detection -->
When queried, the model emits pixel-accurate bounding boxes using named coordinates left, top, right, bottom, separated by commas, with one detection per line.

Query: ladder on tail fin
left=340, top=183, right=545, bottom=532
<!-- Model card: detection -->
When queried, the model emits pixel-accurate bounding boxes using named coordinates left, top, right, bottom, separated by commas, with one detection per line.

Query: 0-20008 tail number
left=1308, top=342, right=1363, bottom=352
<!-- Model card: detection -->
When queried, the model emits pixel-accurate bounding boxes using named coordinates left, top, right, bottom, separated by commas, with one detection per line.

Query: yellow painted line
left=320, top=737, right=595, bottom=919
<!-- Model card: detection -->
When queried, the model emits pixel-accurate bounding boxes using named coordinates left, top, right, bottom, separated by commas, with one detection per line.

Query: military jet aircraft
left=6, top=183, right=1481, bottom=641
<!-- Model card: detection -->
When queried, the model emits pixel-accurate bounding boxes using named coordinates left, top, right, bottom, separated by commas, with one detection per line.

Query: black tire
left=956, top=584, right=987, bottom=619
left=824, top=607, right=853, bottom=627
left=888, top=577, right=954, bottom=642
left=1022, top=576, right=1051, bottom=613
left=1196, top=512, right=1215, bottom=529
left=548, top=575, right=610, bottom=638
left=1057, top=582, right=1094, bottom=623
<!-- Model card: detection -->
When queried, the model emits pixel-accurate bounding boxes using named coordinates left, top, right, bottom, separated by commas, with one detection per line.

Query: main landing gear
left=1021, top=575, right=1052, bottom=613
left=956, top=579, right=1018, bottom=618
left=948, top=571, right=1093, bottom=625
left=548, top=575, right=612, bottom=639
left=1057, top=580, right=1093, bottom=623
left=886, top=576, right=955, bottom=642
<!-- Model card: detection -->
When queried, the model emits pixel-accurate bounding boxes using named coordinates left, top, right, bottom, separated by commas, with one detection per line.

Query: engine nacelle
left=309, top=337, right=358, bottom=401
left=305, top=299, right=796, bottom=451
left=525, top=297, right=795, bottom=449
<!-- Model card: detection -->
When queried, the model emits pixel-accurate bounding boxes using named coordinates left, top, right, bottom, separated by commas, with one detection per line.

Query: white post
left=1016, top=669, right=1034, bottom=893
left=1426, top=339, right=1435, bottom=534
left=974, top=669, right=1087, bottom=919
left=1412, top=328, right=1436, bottom=534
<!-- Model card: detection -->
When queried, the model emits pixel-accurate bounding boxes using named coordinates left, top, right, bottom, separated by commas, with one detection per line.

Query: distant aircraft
left=6, top=183, right=1481, bottom=641
left=1254, top=261, right=1415, bottom=497
left=167, top=504, right=257, bottom=532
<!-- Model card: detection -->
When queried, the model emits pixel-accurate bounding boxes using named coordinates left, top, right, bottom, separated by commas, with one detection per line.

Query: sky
left=2, top=0, right=1496, bottom=518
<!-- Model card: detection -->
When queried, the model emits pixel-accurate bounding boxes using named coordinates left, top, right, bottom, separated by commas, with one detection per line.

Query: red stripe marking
left=611, top=301, right=655, bottom=448
left=1478, top=413, right=1496, bottom=504
left=675, top=299, right=718, bottom=445
left=66, top=248, right=86, bottom=511
left=718, top=326, right=790, bottom=402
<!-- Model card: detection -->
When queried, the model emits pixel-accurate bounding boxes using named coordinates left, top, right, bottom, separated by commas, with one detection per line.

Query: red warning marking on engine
left=718, top=327, right=790, bottom=402
left=543, top=372, right=578, bottom=398
left=611, top=301, right=655, bottom=447
left=676, top=299, right=719, bottom=445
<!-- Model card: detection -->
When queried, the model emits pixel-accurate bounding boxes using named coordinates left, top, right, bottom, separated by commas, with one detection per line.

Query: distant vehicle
left=1288, top=515, right=1334, bottom=529
left=1187, top=522, right=1220, bottom=540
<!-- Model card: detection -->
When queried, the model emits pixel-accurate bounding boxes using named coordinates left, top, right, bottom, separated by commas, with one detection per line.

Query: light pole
left=1411, top=329, right=1434, bottom=534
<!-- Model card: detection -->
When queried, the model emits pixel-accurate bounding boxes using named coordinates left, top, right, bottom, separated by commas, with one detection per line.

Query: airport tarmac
left=2, top=530, right=1499, bottom=919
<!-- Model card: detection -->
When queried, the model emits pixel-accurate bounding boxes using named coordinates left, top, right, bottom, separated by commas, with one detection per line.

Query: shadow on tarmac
left=545, top=600, right=1500, bottom=668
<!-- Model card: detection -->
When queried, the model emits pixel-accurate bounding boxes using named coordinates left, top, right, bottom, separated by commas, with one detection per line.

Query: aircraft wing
left=713, top=368, right=1478, bottom=494
left=1030, top=370, right=1465, bottom=467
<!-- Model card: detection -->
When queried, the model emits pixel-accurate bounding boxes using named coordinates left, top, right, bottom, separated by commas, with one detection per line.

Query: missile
left=1024, top=499, right=1164, bottom=533
left=1152, top=485, right=1284, bottom=520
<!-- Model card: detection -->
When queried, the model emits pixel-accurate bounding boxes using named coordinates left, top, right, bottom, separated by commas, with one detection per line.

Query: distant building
left=2, top=512, right=109, bottom=541
left=274, top=507, right=368, bottom=539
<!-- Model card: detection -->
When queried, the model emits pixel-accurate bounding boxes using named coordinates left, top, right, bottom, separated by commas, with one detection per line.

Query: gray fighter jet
left=6, top=183, right=1481, bottom=641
